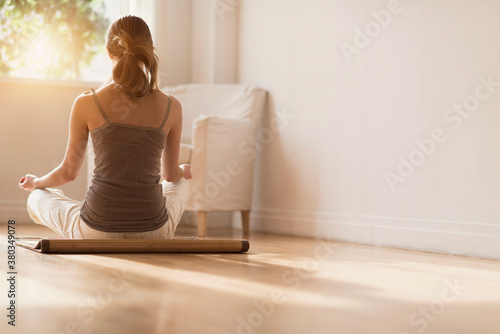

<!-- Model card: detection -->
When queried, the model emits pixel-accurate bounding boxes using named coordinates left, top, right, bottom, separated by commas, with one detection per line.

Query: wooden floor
left=1, top=224, right=500, bottom=334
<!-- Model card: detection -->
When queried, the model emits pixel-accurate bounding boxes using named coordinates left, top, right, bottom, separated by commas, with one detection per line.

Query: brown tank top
left=80, top=89, right=172, bottom=233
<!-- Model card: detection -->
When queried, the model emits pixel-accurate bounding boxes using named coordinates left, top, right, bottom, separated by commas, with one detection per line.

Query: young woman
left=18, top=15, right=191, bottom=239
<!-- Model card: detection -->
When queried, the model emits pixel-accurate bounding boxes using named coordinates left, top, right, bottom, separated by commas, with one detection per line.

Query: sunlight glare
left=12, top=26, right=60, bottom=79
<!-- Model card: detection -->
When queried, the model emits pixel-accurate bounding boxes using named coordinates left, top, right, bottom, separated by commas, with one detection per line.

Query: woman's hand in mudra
left=19, top=174, right=38, bottom=192
left=180, top=164, right=192, bottom=180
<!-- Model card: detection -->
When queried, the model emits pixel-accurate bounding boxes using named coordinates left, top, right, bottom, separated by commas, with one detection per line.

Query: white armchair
left=165, top=84, right=267, bottom=237
left=86, top=84, right=267, bottom=237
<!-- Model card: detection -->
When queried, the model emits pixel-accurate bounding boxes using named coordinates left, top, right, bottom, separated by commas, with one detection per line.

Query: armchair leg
left=197, top=211, right=207, bottom=238
left=241, top=210, right=250, bottom=236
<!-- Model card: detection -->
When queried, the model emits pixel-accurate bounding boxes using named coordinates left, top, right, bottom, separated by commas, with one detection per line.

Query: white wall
left=191, top=0, right=239, bottom=83
left=155, top=0, right=193, bottom=85
left=237, top=0, right=500, bottom=259
left=0, top=81, right=90, bottom=222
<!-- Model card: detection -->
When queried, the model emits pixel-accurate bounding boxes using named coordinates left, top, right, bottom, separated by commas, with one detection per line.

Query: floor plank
left=1, top=223, right=500, bottom=334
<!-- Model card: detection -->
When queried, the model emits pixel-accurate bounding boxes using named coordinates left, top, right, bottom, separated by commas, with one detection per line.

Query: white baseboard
left=250, top=208, right=500, bottom=260
left=0, top=199, right=30, bottom=223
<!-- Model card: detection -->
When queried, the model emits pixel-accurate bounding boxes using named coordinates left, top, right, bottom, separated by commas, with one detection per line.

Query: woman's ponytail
left=106, top=16, right=159, bottom=99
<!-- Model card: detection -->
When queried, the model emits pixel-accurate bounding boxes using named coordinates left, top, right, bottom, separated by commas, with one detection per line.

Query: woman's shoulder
left=72, top=90, right=96, bottom=108
left=157, top=89, right=178, bottom=101
left=156, top=90, right=181, bottom=111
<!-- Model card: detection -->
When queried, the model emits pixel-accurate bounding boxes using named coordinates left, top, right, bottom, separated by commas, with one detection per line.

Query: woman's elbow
left=60, top=166, right=79, bottom=183
left=67, top=172, right=78, bottom=182
left=163, top=170, right=178, bottom=183
left=60, top=158, right=82, bottom=183
left=164, top=175, right=178, bottom=183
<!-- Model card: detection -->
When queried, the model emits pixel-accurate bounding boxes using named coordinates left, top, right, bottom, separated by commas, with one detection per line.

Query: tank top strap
left=158, top=95, right=172, bottom=129
left=91, top=88, right=110, bottom=123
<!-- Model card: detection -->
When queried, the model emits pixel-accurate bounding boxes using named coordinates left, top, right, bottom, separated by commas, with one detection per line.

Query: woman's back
left=79, top=87, right=173, bottom=233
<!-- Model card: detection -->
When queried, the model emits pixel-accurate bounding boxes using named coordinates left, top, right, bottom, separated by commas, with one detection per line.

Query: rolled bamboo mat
left=15, top=237, right=250, bottom=254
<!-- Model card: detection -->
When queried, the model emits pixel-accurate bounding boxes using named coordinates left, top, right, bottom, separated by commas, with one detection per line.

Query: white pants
left=26, top=178, right=190, bottom=239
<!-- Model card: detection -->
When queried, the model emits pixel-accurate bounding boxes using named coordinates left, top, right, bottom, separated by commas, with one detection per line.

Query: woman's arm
left=19, top=95, right=89, bottom=192
left=161, top=97, right=191, bottom=182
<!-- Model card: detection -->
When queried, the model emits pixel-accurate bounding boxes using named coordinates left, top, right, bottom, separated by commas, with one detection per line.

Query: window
left=0, top=0, right=155, bottom=83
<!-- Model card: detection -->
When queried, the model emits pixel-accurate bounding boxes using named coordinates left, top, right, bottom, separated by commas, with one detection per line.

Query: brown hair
left=106, top=15, right=159, bottom=99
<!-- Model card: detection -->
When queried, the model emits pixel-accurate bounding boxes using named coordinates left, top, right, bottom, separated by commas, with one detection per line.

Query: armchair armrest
left=179, top=143, right=192, bottom=164
left=188, top=115, right=259, bottom=211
